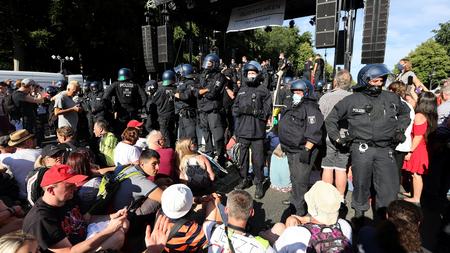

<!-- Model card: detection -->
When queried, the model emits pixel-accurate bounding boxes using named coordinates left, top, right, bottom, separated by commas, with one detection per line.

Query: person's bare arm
left=148, top=187, right=163, bottom=203
left=49, top=212, right=127, bottom=253
left=23, top=94, right=44, bottom=104
left=199, top=155, right=215, bottom=181
left=54, top=106, right=80, bottom=116
left=413, top=76, right=429, bottom=92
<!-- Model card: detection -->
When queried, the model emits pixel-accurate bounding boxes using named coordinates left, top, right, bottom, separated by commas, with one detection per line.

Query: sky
left=282, top=0, right=450, bottom=78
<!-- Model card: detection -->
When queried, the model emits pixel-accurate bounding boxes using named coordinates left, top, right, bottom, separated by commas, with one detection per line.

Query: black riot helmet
left=118, top=68, right=132, bottom=81
left=145, top=80, right=158, bottom=95
left=81, top=81, right=90, bottom=94
left=243, top=60, right=263, bottom=86
left=202, top=54, right=220, bottom=70
left=290, top=79, right=315, bottom=97
left=354, top=64, right=392, bottom=90
left=282, top=76, right=293, bottom=86
left=174, top=64, right=194, bottom=79
left=162, top=70, right=176, bottom=86
left=44, top=86, right=58, bottom=97
left=90, top=81, right=101, bottom=92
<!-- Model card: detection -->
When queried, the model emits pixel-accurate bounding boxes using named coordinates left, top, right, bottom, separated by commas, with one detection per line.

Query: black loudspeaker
left=157, top=25, right=173, bottom=64
left=361, top=0, right=390, bottom=64
left=142, top=25, right=156, bottom=73
left=315, top=0, right=337, bottom=48
left=335, top=30, right=347, bottom=65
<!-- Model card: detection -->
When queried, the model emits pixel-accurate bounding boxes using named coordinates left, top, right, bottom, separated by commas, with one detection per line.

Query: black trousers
left=178, top=116, right=197, bottom=144
left=286, top=148, right=319, bottom=216
left=350, top=143, right=399, bottom=212
left=237, top=137, right=265, bottom=185
left=198, top=112, right=225, bottom=165
left=158, top=116, right=176, bottom=148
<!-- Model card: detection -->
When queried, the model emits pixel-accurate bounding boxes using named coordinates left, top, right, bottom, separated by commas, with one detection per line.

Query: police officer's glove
left=392, top=129, right=406, bottom=144
left=335, top=136, right=352, bottom=147
left=299, top=147, right=311, bottom=164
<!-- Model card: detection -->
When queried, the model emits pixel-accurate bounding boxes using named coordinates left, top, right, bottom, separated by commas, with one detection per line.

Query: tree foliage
left=407, top=39, right=450, bottom=85
left=433, top=21, right=450, bottom=56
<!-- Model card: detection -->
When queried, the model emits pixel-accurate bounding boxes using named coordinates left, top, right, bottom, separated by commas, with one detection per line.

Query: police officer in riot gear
left=232, top=61, right=272, bottom=199
left=86, top=81, right=110, bottom=137
left=103, top=68, right=147, bottom=134
left=153, top=70, right=176, bottom=147
left=196, top=53, right=227, bottom=166
left=278, top=79, right=324, bottom=215
left=325, top=64, right=411, bottom=217
left=174, top=64, right=198, bottom=144
left=144, top=80, right=159, bottom=133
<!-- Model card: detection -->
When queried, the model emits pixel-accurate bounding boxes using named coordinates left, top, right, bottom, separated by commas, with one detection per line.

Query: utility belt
left=352, top=140, right=391, bottom=153
left=179, top=109, right=196, bottom=118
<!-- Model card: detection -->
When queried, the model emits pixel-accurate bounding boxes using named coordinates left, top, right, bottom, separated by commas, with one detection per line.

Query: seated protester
left=357, top=200, right=430, bottom=253
left=0, top=135, right=15, bottom=154
left=159, top=184, right=208, bottom=252
left=56, top=126, right=78, bottom=152
left=175, top=138, right=215, bottom=196
left=0, top=199, right=25, bottom=237
left=147, top=130, right=176, bottom=179
left=112, top=149, right=163, bottom=215
left=22, top=164, right=129, bottom=253
left=114, top=127, right=141, bottom=166
left=127, top=120, right=148, bottom=150
left=0, top=230, right=38, bottom=252
left=203, top=189, right=275, bottom=253
left=0, top=129, right=41, bottom=200
left=93, top=119, right=118, bottom=167
left=273, top=181, right=352, bottom=253
left=66, top=149, right=102, bottom=214
left=27, top=144, right=65, bottom=206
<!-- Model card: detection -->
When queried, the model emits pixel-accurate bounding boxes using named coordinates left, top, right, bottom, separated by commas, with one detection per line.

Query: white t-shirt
left=203, top=222, right=276, bottom=253
left=134, top=137, right=148, bottom=150
left=396, top=99, right=415, bottom=152
left=274, top=219, right=352, bottom=253
left=113, top=142, right=141, bottom=166
left=0, top=148, right=42, bottom=199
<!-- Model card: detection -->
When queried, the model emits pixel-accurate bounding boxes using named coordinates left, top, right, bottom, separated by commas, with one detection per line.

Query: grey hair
left=226, top=190, right=253, bottom=221
left=334, top=69, right=352, bottom=90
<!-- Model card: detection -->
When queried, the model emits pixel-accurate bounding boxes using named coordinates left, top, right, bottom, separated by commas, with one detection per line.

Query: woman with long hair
left=403, top=91, right=438, bottom=204
left=175, top=138, right=215, bottom=195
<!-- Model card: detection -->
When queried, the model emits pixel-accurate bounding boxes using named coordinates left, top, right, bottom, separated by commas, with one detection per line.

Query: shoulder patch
left=308, top=115, right=316, bottom=124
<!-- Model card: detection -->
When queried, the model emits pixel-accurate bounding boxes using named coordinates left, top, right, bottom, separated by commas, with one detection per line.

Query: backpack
left=26, top=166, right=50, bottom=206
left=88, top=164, right=141, bottom=214
left=3, top=92, right=21, bottom=120
left=185, top=160, right=212, bottom=195
left=303, top=222, right=352, bottom=253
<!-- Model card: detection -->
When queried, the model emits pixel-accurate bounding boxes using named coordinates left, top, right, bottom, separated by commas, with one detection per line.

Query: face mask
left=292, top=93, right=303, bottom=105
left=397, top=63, right=404, bottom=72
left=365, top=85, right=382, bottom=96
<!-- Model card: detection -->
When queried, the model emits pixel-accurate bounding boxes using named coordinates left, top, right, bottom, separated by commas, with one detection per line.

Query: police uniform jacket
left=175, top=79, right=197, bottom=115
left=153, top=86, right=175, bottom=118
left=232, top=83, right=272, bottom=139
left=103, top=81, right=146, bottom=112
left=325, top=90, right=411, bottom=147
left=196, top=71, right=225, bottom=113
left=278, top=96, right=324, bottom=153
left=87, top=91, right=107, bottom=117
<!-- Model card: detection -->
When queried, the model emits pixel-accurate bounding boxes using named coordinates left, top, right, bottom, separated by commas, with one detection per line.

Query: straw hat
left=8, top=129, right=34, bottom=147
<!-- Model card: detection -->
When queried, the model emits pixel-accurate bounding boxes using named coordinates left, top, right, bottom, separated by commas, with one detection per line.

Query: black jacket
left=86, top=91, right=107, bottom=117
left=232, top=83, right=272, bottom=139
left=279, top=96, right=324, bottom=152
left=103, top=81, right=146, bottom=112
left=196, top=71, right=225, bottom=113
left=325, top=90, right=411, bottom=147
left=175, top=79, right=197, bottom=114
left=153, top=86, right=175, bottom=118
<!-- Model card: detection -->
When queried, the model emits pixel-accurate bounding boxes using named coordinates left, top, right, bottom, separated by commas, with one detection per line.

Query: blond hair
left=175, top=138, right=196, bottom=172
left=0, top=231, right=36, bottom=253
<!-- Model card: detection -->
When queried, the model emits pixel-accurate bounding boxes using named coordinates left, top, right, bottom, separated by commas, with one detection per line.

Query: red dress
left=403, top=122, right=428, bottom=174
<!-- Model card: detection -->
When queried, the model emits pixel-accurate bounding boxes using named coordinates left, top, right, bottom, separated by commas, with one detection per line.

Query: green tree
left=433, top=21, right=450, bottom=56
left=407, top=39, right=450, bottom=85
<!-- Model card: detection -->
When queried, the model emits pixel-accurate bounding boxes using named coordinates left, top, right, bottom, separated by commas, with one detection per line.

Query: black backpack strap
left=167, top=217, right=190, bottom=241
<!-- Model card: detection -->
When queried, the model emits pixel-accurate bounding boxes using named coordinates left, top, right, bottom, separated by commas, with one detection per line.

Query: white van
left=67, top=74, right=84, bottom=84
left=0, top=70, right=65, bottom=89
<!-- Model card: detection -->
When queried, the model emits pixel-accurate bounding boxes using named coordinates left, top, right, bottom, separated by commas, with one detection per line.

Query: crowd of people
left=0, top=53, right=449, bottom=253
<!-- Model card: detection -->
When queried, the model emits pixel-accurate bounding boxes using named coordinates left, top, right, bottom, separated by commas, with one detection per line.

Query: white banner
left=226, top=0, right=286, bottom=33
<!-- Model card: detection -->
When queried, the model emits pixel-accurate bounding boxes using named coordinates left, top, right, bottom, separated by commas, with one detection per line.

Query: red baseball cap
left=40, top=164, right=88, bottom=187
left=127, top=120, right=144, bottom=128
